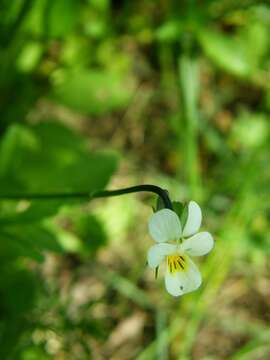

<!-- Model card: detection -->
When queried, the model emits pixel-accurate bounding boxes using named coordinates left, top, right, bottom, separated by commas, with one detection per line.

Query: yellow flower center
left=167, top=254, right=187, bottom=274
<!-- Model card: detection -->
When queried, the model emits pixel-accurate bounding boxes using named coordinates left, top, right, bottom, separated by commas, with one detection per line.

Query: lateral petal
left=181, top=232, right=214, bottom=256
left=147, top=243, right=177, bottom=269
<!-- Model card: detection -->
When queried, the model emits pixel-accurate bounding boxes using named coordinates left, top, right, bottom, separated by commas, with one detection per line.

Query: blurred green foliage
left=0, top=0, right=270, bottom=359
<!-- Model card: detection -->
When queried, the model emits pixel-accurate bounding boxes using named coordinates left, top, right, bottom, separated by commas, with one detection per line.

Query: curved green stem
left=0, top=185, right=173, bottom=209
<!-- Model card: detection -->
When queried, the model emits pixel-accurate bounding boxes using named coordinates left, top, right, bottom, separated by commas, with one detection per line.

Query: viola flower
left=147, top=201, right=214, bottom=297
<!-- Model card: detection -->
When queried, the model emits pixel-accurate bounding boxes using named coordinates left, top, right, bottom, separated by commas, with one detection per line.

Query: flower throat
left=167, top=254, right=187, bottom=274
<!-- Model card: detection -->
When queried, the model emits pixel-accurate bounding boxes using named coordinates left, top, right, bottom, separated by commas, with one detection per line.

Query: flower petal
left=165, top=256, right=202, bottom=296
left=148, top=209, right=182, bottom=243
left=181, top=232, right=214, bottom=256
left=182, top=201, right=202, bottom=237
left=147, top=243, right=177, bottom=269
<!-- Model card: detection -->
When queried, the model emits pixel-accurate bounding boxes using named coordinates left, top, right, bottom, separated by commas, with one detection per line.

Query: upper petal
left=147, top=243, right=177, bottom=269
left=181, top=232, right=214, bottom=256
left=164, top=256, right=202, bottom=297
left=148, top=209, right=182, bottom=243
left=182, top=201, right=202, bottom=237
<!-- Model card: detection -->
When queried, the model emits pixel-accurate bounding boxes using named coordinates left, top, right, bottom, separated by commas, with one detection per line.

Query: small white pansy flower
left=147, top=201, right=214, bottom=297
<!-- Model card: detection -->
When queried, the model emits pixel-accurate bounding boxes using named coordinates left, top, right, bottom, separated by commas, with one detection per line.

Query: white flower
left=147, top=201, right=214, bottom=297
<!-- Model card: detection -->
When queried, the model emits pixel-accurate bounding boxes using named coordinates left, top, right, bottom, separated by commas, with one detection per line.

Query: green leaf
left=52, top=68, right=135, bottom=115
left=0, top=265, right=36, bottom=359
left=172, top=201, right=184, bottom=219
left=0, top=231, right=45, bottom=262
left=241, top=22, right=268, bottom=70
left=20, top=225, right=63, bottom=253
left=16, top=41, right=43, bottom=73
left=21, top=348, right=52, bottom=360
left=0, top=200, right=62, bottom=225
left=172, top=201, right=188, bottom=227
left=0, top=225, right=63, bottom=261
left=230, top=112, right=269, bottom=150
left=0, top=124, right=36, bottom=180
left=46, top=0, right=78, bottom=37
left=180, top=205, right=189, bottom=229
left=198, top=29, right=251, bottom=77
left=156, top=20, right=181, bottom=42
left=73, top=213, right=107, bottom=255
left=0, top=122, right=119, bottom=193
left=0, top=266, right=36, bottom=315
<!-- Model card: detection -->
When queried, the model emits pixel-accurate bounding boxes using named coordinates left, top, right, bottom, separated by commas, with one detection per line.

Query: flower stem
left=0, top=185, right=173, bottom=209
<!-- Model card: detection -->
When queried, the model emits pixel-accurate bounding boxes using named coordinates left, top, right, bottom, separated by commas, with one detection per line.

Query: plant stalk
left=0, top=184, right=173, bottom=210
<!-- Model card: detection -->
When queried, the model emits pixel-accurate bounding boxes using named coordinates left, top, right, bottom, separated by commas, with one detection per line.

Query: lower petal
left=164, top=256, right=202, bottom=296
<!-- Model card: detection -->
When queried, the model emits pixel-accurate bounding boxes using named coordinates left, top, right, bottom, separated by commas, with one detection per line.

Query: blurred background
left=0, top=1, right=270, bottom=359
